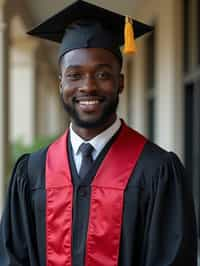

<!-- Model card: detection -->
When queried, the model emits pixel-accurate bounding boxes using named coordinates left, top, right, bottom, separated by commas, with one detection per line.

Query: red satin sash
left=46, top=123, right=147, bottom=266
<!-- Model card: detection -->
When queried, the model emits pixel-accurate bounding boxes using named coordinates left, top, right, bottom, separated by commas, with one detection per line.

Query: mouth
left=79, top=100, right=100, bottom=105
left=75, top=97, right=104, bottom=112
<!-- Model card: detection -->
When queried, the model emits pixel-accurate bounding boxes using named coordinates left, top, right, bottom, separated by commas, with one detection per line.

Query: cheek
left=97, top=79, right=117, bottom=92
left=61, top=81, right=77, bottom=99
left=61, top=78, right=71, bottom=90
left=61, top=78, right=82, bottom=93
left=103, top=81, right=120, bottom=96
left=61, top=87, right=74, bottom=103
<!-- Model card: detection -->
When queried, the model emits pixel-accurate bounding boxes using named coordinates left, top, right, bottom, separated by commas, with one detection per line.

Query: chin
left=73, top=116, right=110, bottom=129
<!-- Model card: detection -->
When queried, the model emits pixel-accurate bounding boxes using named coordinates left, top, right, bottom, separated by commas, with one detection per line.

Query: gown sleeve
left=0, top=154, right=37, bottom=266
left=144, top=152, right=197, bottom=266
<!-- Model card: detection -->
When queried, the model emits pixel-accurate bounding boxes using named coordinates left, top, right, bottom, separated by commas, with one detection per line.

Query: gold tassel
left=124, top=16, right=136, bottom=54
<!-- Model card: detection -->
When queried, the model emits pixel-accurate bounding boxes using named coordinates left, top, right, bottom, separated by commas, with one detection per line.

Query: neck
left=71, top=115, right=117, bottom=140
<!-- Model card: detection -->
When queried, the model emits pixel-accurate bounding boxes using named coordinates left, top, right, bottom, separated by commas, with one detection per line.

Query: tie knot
left=79, top=143, right=94, bottom=157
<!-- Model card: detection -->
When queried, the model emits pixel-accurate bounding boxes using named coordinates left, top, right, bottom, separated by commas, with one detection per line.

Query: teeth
left=79, top=100, right=99, bottom=105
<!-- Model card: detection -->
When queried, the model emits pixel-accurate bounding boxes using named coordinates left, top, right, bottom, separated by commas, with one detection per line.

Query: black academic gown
left=0, top=129, right=197, bottom=266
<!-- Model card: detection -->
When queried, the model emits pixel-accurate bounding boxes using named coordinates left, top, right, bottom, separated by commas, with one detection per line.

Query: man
left=0, top=0, right=197, bottom=265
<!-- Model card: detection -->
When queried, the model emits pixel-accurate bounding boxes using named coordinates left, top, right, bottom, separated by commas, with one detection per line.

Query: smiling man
left=0, top=1, right=197, bottom=266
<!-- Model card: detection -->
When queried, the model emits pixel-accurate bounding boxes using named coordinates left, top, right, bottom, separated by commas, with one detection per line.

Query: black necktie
left=79, top=143, right=94, bottom=179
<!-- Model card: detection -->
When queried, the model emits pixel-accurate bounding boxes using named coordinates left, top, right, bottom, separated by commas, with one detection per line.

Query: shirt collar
left=70, top=117, right=121, bottom=156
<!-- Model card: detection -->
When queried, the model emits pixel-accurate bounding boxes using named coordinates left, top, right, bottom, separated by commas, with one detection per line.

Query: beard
left=60, top=93, right=119, bottom=129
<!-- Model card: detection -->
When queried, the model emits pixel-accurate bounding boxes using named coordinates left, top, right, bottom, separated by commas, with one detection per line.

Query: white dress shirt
left=70, top=118, right=121, bottom=173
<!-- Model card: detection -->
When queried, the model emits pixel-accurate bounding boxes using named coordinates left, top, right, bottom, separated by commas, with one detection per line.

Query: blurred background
left=0, top=0, right=199, bottom=261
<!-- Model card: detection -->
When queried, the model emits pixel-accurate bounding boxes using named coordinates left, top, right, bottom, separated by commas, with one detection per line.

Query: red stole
left=45, top=123, right=147, bottom=266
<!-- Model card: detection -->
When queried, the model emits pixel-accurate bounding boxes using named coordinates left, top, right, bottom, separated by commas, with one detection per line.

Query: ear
left=59, top=75, right=63, bottom=94
left=59, top=83, right=63, bottom=94
left=118, top=74, right=124, bottom=94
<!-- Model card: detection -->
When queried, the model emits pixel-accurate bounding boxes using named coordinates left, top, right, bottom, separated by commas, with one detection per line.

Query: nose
left=79, top=74, right=97, bottom=93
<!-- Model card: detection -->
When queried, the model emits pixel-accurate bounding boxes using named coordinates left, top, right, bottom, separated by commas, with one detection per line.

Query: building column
left=0, top=2, right=9, bottom=215
left=10, top=38, right=39, bottom=145
left=36, top=60, right=66, bottom=137
left=155, top=0, right=178, bottom=151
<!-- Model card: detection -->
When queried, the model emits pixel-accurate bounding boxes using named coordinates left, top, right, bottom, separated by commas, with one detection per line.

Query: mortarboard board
left=27, top=0, right=153, bottom=64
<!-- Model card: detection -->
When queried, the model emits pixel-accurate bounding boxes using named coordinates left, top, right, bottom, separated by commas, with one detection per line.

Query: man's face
left=60, top=48, right=124, bottom=130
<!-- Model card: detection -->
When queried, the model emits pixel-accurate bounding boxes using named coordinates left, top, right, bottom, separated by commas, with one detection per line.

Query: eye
left=95, top=71, right=112, bottom=80
left=65, top=72, right=82, bottom=81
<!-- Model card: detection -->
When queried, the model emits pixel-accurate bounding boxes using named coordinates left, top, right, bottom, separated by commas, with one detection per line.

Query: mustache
left=72, top=95, right=105, bottom=103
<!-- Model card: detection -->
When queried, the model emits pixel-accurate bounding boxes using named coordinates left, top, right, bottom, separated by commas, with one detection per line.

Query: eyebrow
left=64, top=64, right=113, bottom=71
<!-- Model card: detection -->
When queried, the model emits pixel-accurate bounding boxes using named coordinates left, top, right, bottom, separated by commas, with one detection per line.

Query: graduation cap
left=28, top=0, right=153, bottom=63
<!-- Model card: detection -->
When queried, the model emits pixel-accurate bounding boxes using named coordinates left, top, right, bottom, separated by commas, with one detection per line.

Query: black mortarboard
left=27, top=0, right=153, bottom=63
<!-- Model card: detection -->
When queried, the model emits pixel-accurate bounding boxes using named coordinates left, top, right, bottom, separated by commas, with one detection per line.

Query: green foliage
left=11, top=135, right=58, bottom=166
left=4, top=135, right=58, bottom=188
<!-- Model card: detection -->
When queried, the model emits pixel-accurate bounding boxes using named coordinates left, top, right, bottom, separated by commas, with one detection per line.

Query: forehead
left=60, top=48, right=120, bottom=70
